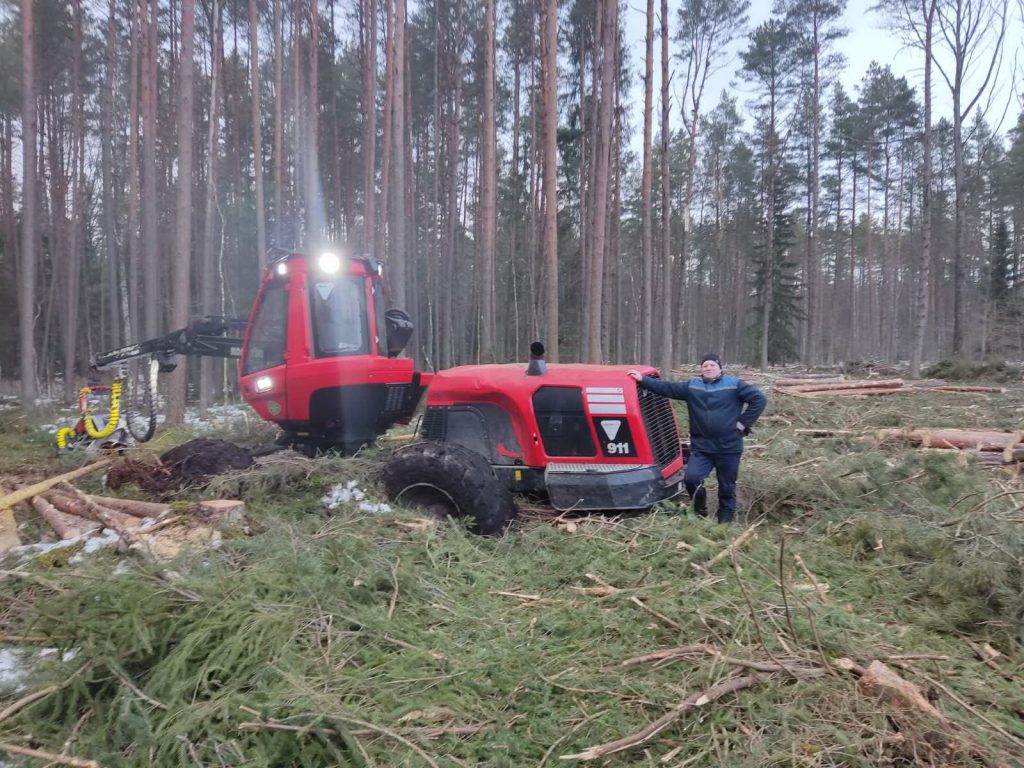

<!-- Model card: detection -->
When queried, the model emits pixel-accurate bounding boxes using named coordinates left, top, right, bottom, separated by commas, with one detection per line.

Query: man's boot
left=692, top=487, right=708, bottom=517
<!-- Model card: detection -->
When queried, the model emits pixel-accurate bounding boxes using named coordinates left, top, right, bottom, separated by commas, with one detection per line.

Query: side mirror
left=384, top=308, right=414, bottom=358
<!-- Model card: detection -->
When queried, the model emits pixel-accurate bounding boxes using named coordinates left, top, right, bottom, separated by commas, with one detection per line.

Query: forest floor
left=0, top=372, right=1023, bottom=767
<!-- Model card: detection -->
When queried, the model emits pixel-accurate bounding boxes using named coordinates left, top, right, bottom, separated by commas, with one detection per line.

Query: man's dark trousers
left=684, top=451, right=741, bottom=523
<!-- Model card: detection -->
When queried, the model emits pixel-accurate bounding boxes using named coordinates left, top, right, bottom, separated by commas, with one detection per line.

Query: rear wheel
left=381, top=442, right=516, bottom=535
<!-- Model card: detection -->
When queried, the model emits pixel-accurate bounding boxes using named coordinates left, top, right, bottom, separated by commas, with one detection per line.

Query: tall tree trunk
left=64, top=0, right=85, bottom=402
left=951, top=84, right=964, bottom=356
left=910, top=0, right=935, bottom=377
left=273, top=0, right=283, bottom=245
left=760, top=125, right=777, bottom=372
left=377, top=0, right=394, bottom=262
left=541, top=0, right=558, bottom=362
left=640, top=0, right=654, bottom=362
left=806, top=14, right=822, bottom=364
left=479, top=0, right=497, bottom=361
left=250, top=0, right=267, bottom=266
left=127, top=1, right=142, bottom=340
left=19, top=0, right=37, bottom=404
left=200, top=0, right=223, bottom=410
left=102, top=0, right=120, bottom=350
left=658, top=0, right=672, bottom=374
left=390, top=0, right=407, bottom=308
left=141, top=0, right=160, bottom=339
left=168, top=0, right=196, bottom=424
left=362, top=0, right=377, bottom=249
left=586, top=0, right=616, bottom=363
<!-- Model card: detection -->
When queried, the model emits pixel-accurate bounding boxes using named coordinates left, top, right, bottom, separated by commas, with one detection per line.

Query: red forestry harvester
left=76, top=250, right=686, bottom=532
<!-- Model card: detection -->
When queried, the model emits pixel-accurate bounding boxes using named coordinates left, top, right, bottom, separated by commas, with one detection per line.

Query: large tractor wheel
left=381, top=442, right=516, bottom=535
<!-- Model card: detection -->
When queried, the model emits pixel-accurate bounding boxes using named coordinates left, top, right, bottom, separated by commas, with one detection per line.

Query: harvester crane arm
left=91, top=317, right=248, bottom=371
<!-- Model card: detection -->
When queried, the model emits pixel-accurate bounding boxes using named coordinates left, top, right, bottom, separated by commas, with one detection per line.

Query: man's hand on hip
left=736, top=422, right=745, bottom=432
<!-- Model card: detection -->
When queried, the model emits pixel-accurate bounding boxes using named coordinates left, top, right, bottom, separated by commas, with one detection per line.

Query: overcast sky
left=618, top=0, right=1024, bottom=155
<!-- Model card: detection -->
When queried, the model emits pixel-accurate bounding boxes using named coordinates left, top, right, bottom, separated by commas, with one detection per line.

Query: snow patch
left=321, top=480, right=392, bottom=515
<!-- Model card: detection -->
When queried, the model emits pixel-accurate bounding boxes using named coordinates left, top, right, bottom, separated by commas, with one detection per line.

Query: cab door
left=239, top=276, right=290, bottom=420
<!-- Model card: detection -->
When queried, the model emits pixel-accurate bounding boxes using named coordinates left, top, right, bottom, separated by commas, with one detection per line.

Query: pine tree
left=749, top=166, right=804, bottom=363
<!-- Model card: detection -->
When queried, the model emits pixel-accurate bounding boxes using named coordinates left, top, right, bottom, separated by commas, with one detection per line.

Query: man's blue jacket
left=638, top=374, right=767, bottom=454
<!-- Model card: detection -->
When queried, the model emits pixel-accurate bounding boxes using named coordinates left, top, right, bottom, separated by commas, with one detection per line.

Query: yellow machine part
left=81, top=382, right=122, bottom=439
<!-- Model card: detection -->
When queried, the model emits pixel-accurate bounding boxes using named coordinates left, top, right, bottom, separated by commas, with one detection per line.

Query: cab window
left=242, top=281, right=289, bottom=375
left=532, top=386, right=596, bottom=457
left=310, top=276, right=370, bottom=357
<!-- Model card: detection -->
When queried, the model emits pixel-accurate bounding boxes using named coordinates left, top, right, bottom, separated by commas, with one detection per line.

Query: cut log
left=86, top=494, right=170, bottom=519
left=782, top=379, right=904, bottom=393
left=775, top=376, right=846, bottom=387
left=778, top=372, right=844, bottom=380
left=29, top=495, right=101, bottom=539
left=919, top=385, right=1006, bottom=394
left=799, top=388, right=904, bottom=397
left=56, top=484, right=144, bottom=547
left=0, top=508, right=18, bottom=553
left=876, top=429, right=1023, bottom=451
left=794, top=429, right=858, bottom=437
left=43, top=490, right=141, bottom=529
left=0, top=482, right=25, bottom=552
left=0, top=460, right=111, bottom=511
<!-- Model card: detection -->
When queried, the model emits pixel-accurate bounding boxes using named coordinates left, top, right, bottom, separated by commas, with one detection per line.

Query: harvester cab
left=237, top=250, right=430, bottom=455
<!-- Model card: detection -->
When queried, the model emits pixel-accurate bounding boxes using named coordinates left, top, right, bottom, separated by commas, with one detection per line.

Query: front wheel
left=381, top=442, right=516, bottom=535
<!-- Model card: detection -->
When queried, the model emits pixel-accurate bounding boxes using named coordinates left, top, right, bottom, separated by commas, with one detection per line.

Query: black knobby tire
left=381, top=442, right=516, bottom=535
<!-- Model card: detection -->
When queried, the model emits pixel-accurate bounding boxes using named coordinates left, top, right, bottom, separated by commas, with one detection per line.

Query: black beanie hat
left=701, top=353, right=722, bottom=366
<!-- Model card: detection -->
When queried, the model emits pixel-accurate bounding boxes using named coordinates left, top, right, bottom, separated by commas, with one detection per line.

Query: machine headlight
left=255, top=375, right=274, bottom=393
left=275, top=262, right=288, bottom=276
left=318, top=251, right=341, bottom=274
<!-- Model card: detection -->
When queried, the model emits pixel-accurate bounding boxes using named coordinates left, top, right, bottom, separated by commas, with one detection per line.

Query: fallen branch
left=794, top=429, right=858, bottom=438
left=0, top=461, right=111, bottom=511
left=621, top=645, right=717, bottom=666
left=629, top=596, right=681, bottom=631
left=0, top=682, right=68, bottom=726
left=920, top=672, right=1024, bottom=751
left=793, top=554, right=829, bottom=603
left=559, top=675, right=761, bottom=761
left=0, top=742, right=99, bottom=768
left=704, top=521, right=762, bottom=569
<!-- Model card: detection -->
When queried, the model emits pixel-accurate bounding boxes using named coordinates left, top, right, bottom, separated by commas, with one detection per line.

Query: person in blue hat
left=627, top=354, right=766, bottom=523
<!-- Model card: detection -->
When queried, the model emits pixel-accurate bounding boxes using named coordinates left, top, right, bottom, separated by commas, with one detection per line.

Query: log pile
left=796, top=428, right=1024, bottom=472
left=0, top=462, right=245, bottom=559
left=876, top=429, right=1024, bottom=470
left=773, top=375, right=1006, bottom=398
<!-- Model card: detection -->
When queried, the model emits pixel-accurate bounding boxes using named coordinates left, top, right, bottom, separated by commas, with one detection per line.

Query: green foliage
left=747, top=170, right=804, bottom=364
left=2, top=388, right=1024, bottom=765
left=923, top=358, right=1022, bottom=382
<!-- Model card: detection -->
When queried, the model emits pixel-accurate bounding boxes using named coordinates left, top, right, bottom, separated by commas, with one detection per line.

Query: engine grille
left=637, top=386, right=681, bottom=468
left=419, top=407, right=446, bottom=440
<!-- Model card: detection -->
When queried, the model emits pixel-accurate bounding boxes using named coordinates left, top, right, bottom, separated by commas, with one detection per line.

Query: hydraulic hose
left=82, top=382, right=122, bottom=439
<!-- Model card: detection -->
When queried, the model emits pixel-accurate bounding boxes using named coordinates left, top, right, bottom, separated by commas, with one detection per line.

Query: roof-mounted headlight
left=318, top=251, right=341, bottom=274
left=275, top=262, right=288, bottom=276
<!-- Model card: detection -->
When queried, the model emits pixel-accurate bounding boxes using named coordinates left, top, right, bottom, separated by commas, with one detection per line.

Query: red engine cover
left=425, top=363, right=682, bottom=478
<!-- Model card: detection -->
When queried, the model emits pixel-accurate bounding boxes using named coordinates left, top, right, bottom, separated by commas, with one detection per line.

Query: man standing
left=627, top=354, right=766, bottom=523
